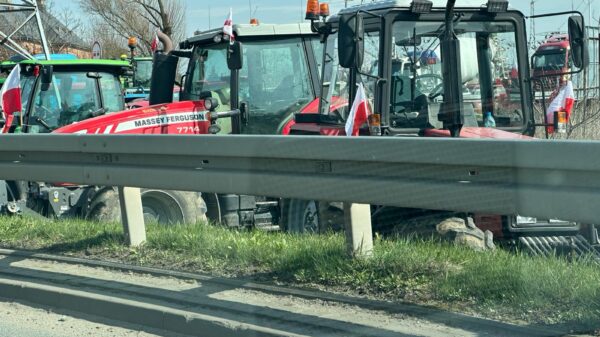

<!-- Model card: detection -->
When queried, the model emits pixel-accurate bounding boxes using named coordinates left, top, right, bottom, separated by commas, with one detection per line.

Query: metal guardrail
left=0, top=134, right=599, bottom=225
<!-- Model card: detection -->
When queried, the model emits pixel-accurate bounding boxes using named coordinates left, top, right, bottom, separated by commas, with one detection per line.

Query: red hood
left=281, top=97, right=348, bottom=135
left=53, top=101, right=211, bottom=135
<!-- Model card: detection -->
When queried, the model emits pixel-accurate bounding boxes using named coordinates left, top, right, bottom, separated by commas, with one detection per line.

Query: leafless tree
left=44, top=0, right=86, bottom=53
left=79, top=0, right=186, bottom=56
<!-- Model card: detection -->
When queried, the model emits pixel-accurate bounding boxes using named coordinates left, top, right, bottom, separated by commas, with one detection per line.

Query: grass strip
left=0, top=216, right=598, bottom=329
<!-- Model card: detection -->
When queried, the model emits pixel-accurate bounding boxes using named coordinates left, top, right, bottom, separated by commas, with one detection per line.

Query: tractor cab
left=176, top=23, right=321, bottom=135
left=3, top=59, right=130, bottom=134
left=292, top=0, right=588, bottom=138
left=124, top=56, right=153, bottom=102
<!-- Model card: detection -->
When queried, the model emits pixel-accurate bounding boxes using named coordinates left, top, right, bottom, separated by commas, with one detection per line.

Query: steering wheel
left=35, top=105, right=53, bottom=119
left=415, top=74, right=443, bottom=94
left=428, top=82, right=445, bottom=100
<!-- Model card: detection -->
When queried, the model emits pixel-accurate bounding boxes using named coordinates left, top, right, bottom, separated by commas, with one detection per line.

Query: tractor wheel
left=281, top=199, right=344, bottom=233
left=86, top=187, right=207, bottom=225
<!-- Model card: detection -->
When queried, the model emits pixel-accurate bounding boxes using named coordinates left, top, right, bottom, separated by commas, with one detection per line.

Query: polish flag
left=345, top=83, right=371, bottom=136
left=223, top=8, right=234, bottom=43
left=150, top=31, right=159, bottom=52
left=1, top=64, right=21, bottom=133
left=546, top=80, right=574, bottom=133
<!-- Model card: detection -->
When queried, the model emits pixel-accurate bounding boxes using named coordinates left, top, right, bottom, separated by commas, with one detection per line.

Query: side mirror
left=227, top=41, right=243, bottom=70
left=568, top=15, right=589, bottom=69
left=338, top=13, right=364, bottom=69
left=40, top=65, right=53, bottom=92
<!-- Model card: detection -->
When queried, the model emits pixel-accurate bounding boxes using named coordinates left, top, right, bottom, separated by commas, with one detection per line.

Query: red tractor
left=277, top=0, right=596, bottom=254
left=54, top=23, right=322, bottom=228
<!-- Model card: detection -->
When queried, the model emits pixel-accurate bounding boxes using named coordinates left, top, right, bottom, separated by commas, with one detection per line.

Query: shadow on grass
left=41, top=232, right=125, bottom=253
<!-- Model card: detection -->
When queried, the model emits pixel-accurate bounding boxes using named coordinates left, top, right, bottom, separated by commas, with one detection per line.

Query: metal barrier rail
left=0, top=134, right=599, bottom=225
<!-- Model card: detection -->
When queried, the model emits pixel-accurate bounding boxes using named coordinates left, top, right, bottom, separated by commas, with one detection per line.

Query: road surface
left=0, top=301, right=187, bottom=337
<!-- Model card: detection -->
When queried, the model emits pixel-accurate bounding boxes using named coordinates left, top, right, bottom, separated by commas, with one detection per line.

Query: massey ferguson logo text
left=133, top=113, right=205, bottom=127
left=113, top=112, right=207, bottom=133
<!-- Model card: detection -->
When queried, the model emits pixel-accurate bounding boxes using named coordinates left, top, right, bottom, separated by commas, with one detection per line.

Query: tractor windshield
left=533, top=49, right=569, bottom=71
left=320, top=19, right=525, bottom=130
left=27, top=71, right=123, bottom=133
left=134, top=59, right=153, bottom=88
left=188, top=37, right=314, bottom=134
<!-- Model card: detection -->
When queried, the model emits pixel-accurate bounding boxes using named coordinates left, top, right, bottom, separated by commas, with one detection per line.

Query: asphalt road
left=0, top=301, right=187, bottom=337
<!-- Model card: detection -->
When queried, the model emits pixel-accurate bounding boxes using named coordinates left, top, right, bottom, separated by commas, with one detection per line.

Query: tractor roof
left=185, top=23, right=314, bottom=46
left=337, top=0, right=516, bottom=15
left=19, top=59, right=131, bottom=73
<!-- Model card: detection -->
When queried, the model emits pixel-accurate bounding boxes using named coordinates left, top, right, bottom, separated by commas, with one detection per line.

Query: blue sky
left=56, top=0, right=599, bottom=38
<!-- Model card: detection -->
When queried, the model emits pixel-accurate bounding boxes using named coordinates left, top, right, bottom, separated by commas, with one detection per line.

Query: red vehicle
left=532, top=34, right=571, bottom=92
left=275, top=0, right=595, bottom=254
left=55, top=1, right=595, bottom=255
left=55, top=23, right=322, bottom=228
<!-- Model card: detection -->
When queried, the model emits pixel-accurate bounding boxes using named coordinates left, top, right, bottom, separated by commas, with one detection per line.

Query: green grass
left=0, top=216, right=599, bottom=329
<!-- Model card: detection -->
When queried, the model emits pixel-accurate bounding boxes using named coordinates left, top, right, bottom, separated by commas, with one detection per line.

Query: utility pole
left=530, top=0, right=536, bottom=50
left=208, top=6, right=211, bottom=29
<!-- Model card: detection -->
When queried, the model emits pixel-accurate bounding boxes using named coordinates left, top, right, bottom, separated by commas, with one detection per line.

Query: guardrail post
left=343, top=203, right=373, bottom=258
left=117, top=187, right=146, bottom=247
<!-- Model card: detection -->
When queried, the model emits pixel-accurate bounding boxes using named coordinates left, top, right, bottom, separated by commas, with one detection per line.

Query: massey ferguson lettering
left=114, top=111, right=207, bottom=133
left=133, top=113, right=205, bottom=128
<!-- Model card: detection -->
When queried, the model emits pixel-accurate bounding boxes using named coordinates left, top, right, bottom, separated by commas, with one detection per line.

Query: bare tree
left=44, top=0, right=87, bottom=54
left=79, top=0, right=185, bottom=56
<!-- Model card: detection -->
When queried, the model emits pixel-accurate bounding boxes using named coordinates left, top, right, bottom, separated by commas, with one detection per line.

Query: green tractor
left=0, top=59, right=130, bottom=218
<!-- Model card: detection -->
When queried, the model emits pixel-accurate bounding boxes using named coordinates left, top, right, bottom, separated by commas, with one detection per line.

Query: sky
left=56, top=0, right=599, bottom=41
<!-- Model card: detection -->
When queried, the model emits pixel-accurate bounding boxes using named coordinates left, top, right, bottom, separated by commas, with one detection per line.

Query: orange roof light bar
left=250, top=18, right=259, bottom=25
left=319, top=3, right=330, bottom=17
left=305, top=0, right=320, bottom=21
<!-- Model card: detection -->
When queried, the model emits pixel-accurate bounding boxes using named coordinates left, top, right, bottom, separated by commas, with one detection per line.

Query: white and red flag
left=223, top=8, right=234, bottom=43
left=546, top=80, right=574, bottom=133
left=1, top=64, right=21, bottom=133
left=345, top=83, right=371, bottom=136
left=150, top=31, right=160, bottom=52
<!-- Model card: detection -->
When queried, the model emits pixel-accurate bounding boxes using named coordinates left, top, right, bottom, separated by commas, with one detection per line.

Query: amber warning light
left=128, top=36, right=138, bottom=49
left=320, top=3, right=330, bottom=17
left=305, top=0, right=320, bottom=20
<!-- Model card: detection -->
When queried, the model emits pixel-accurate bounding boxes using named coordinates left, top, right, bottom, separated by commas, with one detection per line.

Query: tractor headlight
left=516, top=215, right=537, bottom=225
left=203, top=97, right=219, bottom=111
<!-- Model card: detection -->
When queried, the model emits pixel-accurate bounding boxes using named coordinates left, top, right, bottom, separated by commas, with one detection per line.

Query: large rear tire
left=86, top=187, right=207, bottom=225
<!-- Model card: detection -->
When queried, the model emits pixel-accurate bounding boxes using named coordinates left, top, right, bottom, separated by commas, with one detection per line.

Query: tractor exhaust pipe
left=149, top=31, right=178, bottom=105
left=156, top=30, right=173, bottom=54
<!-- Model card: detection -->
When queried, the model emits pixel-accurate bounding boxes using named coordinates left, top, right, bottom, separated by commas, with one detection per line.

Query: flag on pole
left=223, top=8, right=234, bottom=43
left=150, top=31, right=160, bottom=52
left=1, top=64, right=21, bottom=133
left=345, top=83, right=371, bottom=136
left=546, top=80, right=574, bottom=133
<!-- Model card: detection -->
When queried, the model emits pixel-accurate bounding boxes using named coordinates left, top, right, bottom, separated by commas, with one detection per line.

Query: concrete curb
left=0, top=278, right=303, bottom=337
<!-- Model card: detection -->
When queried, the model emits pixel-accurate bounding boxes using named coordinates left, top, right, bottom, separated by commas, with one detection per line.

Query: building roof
left=0, top=8, right=88, bottom=51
